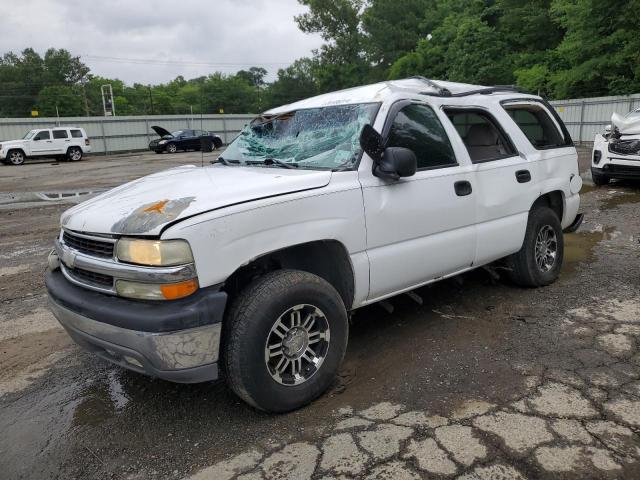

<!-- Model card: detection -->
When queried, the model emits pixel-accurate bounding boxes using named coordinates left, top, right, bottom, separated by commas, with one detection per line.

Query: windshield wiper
left=248, top=158, right=299, bottom=169
left=211, top=156, right=239, bottom=166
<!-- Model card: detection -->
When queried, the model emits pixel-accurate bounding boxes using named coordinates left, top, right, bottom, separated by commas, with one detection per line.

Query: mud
left=1, top=147, right=640, bottom=479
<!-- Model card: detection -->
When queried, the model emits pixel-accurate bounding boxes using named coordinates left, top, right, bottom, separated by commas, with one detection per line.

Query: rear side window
left=445, top=109, right=516, bottom=163
left=70, top=129, right=83, bottom=138
left=503, top=104, right=567, bottom=149
left=34, top=130, right=50, bottom=140
left=52, top=129, right=68, bottom=139
left=386, top=103, right=457, bottom=170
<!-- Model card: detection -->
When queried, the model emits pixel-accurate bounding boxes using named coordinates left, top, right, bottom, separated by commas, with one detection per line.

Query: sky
left=2, top=0, right=323, bottom=84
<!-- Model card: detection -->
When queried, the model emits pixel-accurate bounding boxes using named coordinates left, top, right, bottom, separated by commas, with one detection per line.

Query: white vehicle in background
left=46, top=78, right=582, bottom=412
left=0, top=127, right=91, bottom=166
left=592, top=108, right=640, bottom=185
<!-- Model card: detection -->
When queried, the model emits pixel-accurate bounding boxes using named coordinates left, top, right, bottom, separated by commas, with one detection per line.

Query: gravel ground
left=1, top=148, right=639, bottom=480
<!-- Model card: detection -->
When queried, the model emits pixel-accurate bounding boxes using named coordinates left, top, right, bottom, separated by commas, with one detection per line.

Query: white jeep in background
left=0, top=126, right=91, bottom=165
left=46, top=78, right=582, bottom=412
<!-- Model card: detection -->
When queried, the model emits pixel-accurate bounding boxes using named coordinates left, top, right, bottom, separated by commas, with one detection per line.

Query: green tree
left=267, top=58, right=319, bottom=108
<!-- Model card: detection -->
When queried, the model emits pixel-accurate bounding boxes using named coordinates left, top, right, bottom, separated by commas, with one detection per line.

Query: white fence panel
left=0, top=114, right=254, bottom=154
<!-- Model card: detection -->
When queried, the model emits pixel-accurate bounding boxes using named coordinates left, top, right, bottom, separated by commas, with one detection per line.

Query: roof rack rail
left=410, top=76, right=452, bottom=97
left=449, top=85, right=522, bottom=97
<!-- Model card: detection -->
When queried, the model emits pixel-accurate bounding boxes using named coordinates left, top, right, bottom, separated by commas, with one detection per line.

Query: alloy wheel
left=264, top=304, right=330, bottom=386
left=535, top=225, right=557, bottom=272
left=9, top=151, right=24, bottom=165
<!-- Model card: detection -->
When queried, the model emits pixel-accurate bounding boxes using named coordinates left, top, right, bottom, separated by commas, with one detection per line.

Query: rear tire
left=67, top=147, right=83, bottom=162
left=224, top=269, right=348, bottom=412
left=7, top=149, right=25, bottom=166
left=507, top=206, right=564, bottom=287
left=591, top=168, right=610, bottom=186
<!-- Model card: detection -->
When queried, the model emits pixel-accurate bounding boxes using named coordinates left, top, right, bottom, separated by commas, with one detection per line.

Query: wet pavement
left=1, top=148, right=639, bottom=479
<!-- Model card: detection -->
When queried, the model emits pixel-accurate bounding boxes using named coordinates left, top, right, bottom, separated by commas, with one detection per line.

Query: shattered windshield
left=222, top=103, right=380, bottom=170
left=170, top=130, right=184, bottom=137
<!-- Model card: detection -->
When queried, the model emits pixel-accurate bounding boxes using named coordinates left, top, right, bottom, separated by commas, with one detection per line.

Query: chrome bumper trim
left=49, top=297, right=221, bottom=371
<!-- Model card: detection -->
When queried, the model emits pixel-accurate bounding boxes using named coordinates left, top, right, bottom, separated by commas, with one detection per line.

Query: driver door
left=30, top=130, right=54, bottom=155
left=360, top=102, right=477, bottom=301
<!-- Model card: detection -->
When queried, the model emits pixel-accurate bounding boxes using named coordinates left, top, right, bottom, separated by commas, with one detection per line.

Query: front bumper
left=592, top=164, right=640, bottom=180
left=46, top=269, right=227, bottom=383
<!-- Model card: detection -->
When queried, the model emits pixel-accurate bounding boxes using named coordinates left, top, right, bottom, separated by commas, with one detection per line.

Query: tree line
left=1, top=0, right=638, bottom=118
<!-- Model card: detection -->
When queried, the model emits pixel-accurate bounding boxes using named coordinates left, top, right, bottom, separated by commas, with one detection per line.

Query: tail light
left=85, top=138, right=90, bottom=146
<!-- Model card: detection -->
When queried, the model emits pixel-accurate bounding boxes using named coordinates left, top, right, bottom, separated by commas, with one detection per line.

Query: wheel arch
left=530, top=190, right=564, bottom=222
left=223, top=239, right=355, bottom=310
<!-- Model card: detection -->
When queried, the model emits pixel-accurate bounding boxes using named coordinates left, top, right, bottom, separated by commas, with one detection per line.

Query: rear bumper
left=46, top=269, right=226, bottom=383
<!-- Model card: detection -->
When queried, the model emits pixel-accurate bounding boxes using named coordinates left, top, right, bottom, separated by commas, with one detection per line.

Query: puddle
left=563, top=227, right=616, bottom=274
left=72, top=370, right=129, bottom=427
left=599, top=189, right=640, bottom=210
left=0, top=189, right=106, bottom=206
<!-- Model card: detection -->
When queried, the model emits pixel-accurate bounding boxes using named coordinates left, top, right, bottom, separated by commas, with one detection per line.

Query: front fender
left=161, top=183, right=367, bottom=291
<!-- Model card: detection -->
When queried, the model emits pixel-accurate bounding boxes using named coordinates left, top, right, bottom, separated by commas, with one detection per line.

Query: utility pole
left=148, top=85, right=154, bottom=115
left=101, top=84, right=115, bottom=116
left=81, top=83, right=90, bottom=117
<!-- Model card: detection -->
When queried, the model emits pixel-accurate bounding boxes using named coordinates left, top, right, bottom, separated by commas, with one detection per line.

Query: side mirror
left=359, top=124, right=384, bottom=160
left=374, top=147, right=417, bottom=181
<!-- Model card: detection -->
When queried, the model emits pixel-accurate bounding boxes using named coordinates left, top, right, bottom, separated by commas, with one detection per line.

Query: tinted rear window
left=52, top=130, right=68, bottom=139
left=70, top=129, right=83, bottom=138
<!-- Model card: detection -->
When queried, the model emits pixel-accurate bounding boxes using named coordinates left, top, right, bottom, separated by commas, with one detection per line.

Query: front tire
left=165, top=143, right=177, bottom=154
left=67, top=147, right=83, bottom=162
left=591, top=168, right=610, bottom=186
left=7, top=150, right=25, bottom=166
left=224, top=270, right=348, bottom=412
left=507, top=206, right=564, bottom=287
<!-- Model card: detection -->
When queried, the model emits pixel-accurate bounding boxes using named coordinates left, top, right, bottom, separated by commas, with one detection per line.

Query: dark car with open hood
left=148, top=126, right=223, bottom=154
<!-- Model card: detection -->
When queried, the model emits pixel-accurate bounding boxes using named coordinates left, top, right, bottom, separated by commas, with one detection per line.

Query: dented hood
left=611, top=112, right=640, bottom=135
left=61, top=165, right=332, bottom=236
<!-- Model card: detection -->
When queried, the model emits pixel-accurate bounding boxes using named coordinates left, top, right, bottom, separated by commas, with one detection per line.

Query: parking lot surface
left=1, top=148, right=639, bottom=479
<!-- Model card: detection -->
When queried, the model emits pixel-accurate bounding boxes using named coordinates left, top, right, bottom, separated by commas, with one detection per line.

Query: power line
left=81, top=54, right=293, bottom=68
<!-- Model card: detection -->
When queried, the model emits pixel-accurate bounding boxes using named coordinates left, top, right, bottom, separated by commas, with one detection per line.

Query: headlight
left=116, top=238, right=193, bottom=266
left=116, top=278, right=199, bottom=301
left=609, top=139, right=640, bottom=155
left=158, top=140, right=167, bottom=145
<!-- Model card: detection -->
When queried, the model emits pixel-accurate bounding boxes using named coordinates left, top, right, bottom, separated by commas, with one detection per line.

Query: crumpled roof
left=265, top=78, right=487, bottom=115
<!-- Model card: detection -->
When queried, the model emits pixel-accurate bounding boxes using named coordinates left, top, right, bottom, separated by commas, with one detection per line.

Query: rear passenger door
left=51, top=128, right=70, bottom=154
left=444, top=107, right=536, bottom=265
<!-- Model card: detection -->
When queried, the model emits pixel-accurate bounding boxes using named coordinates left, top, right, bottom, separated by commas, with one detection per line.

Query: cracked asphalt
left=1, top=148, right=639, bottom=479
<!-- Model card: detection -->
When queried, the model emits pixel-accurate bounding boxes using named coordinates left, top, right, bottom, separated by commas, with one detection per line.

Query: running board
left=563, top=213, right=584, bottom=233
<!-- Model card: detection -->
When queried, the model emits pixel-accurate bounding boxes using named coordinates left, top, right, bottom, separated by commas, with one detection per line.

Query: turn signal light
left=160, top=279, right=199, bottom=300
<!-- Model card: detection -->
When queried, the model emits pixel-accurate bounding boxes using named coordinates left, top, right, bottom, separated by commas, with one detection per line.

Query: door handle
left=516, top=170, right=531, bottom=183
left=64, top=139, right=70, bottom=142
left=454, top=180, right=472, bottom=196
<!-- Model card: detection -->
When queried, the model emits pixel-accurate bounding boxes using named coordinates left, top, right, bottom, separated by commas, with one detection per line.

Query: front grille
left=66, top=267, right=114, bottom=288
left=63, top=231, right=114, bottom=258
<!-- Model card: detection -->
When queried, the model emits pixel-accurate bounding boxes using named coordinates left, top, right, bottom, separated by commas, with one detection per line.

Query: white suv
left=46, top=78, right=582, bottom=412
left=0, top=127, right=91, bottom=165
